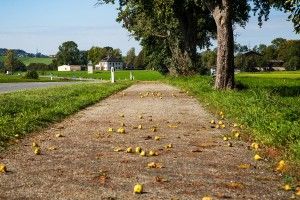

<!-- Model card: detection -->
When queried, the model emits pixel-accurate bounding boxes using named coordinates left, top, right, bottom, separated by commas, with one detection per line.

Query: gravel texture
left=0, top=83, right=291, bottom=199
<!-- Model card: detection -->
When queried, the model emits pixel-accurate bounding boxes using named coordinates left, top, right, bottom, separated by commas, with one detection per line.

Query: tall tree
left=98, top=0, right=298, bottom=89
left=3, top=50, right=18, bottom=73
left=56, top=41, right=80, bottom=65
left=88, top=47, right=107, bottom=65
left=125, top=47, right=136, bottom=68
left=134, top=49, right=146, bottom=69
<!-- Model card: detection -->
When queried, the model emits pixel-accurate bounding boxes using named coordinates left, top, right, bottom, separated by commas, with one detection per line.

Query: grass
left=19, top=57, right=53, bottom=65
left=0, top=81, right=132, bottom=149
left=238, top=71, right=300, bottom=79
left=0, top=56, right=53, bottom=65
left=40, top=70, right=164, bottom=81
left=167, top=74, right=300, bottom=162
left=0, top=73, right=71, bottom=83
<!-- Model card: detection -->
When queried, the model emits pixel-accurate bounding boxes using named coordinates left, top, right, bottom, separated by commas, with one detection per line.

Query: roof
left=269, top=60, right=284, bottom=63
left=241, top=51, right=262, bottom=57
left=100, top=56, right=122, bottom=63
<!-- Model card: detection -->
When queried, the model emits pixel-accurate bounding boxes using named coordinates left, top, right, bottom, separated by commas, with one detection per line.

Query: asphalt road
left=0, top=82, right=84, bottom=93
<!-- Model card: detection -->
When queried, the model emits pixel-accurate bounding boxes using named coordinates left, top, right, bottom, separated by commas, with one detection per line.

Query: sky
left=0, top=0, right=299, bottom=56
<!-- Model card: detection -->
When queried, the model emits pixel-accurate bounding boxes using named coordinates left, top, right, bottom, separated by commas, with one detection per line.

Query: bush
left=24, top=70, right=39, bottom=79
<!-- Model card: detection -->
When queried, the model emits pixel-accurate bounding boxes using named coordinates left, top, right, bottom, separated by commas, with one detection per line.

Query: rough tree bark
left=208, top=0, right=235, bottom=89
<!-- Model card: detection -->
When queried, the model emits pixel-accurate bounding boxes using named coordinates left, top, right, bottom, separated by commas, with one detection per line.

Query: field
left=41, top=70, right=164, bottom=81
left=238, top=71, right=300, bottom=79
left=168, top=71, right=300, bottom=162
left=20, top=57, right=53, bottom=65
left=0, top=56, right=53, bottom=65
left=0, top=81, right=131, bottom=149
left=0, top=73, right=70, bottom=83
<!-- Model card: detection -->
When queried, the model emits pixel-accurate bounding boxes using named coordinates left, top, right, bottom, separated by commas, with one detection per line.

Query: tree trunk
left=212, top=0, right=235, bottom=89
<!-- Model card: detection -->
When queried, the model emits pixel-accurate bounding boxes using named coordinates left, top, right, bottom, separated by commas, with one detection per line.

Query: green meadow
left=168, top=72, right=300, bottom=161
left=41, top=70, right=164, bottom=81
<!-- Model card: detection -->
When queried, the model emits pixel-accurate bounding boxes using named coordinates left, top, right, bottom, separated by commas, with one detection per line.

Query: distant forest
left=0, top=48, right=48, bottom=58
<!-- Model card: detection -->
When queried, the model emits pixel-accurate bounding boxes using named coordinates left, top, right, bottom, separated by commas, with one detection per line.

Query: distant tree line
left=201, top=38, right=300, bottom=72
left=50, top=41, right=147, bottom=70
left=0, top=48, right=48, bottom=58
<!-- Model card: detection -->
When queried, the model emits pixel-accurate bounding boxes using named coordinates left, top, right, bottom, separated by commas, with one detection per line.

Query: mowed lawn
left=238, top=71, right=300, bottom=79
left=0, top=73, right=71, bottom=83
left=168, top=71, right=300, bottom=162
left=0, top=81, right=132, bottom=150
left=41, top=70, right=164, bottom=81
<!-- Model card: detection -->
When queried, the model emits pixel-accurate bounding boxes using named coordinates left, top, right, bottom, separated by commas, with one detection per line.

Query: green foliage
left=125, top=47, right=136, bottom=68
left=0, top=82, right=131, bottom=149
left=3, top=50, right=18, bottom=73
left=99, top=0, right=219, bottom=75
left=287, top=56, right=300, bottom=71
left=24, top=70, right=39, bottom=79
left=41, top=70, right=164, bottom=81
left=19, top=57, right=53, bottom=66
left=87, top=46, right=122, bottom=65
left=235, top=38, right=300, bottom=71
left=27, top=63, right=51, bottom=71
left=134, top=49, right=146, bottom=69
left=168, top=72, right=300, bottom=161
left=278, top=40, right=300, bottom=64
left=235, top=53, right=268, bottom=72
left=201, top=50, right=217, bottom=69
left=56, top=41, right=80, bottom=65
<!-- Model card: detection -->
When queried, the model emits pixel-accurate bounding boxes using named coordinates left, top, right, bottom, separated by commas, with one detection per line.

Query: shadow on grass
left=269, top=86, right=300, bottom=97
left=235, top=81, right=249, bottom=91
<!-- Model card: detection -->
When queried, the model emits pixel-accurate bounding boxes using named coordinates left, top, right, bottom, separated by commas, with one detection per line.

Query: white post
left=111, top=67, right=115, bottom=83
left=130, top=71, right=133, bottom=80
left=88, top=61, right=93, bottom=74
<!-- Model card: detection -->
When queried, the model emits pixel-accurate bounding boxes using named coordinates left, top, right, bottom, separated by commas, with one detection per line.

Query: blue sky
left=0, top=0, right=299, bottom=55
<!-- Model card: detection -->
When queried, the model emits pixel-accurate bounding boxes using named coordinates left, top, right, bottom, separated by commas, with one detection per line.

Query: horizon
left=0, top=0, right=299, bottom=56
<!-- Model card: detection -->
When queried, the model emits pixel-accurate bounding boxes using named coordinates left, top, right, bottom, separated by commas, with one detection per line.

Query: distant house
left=268, top=60, right=285, bottom=71
left=58, top=65, right=81, bottom=71
left=95, top=56, right=123, bottom=71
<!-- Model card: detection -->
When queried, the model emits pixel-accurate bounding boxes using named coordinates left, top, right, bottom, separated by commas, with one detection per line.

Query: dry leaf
left=238, top=164, right=251, bottom=169
left=113, top=147, right=123, bottom=152
left=55, top=133, right=63, bottom=138
left=0, top=163, right=7, bottom=173
left=168, top=124, right=178, bottom=128
left=282, top=184, right=292, bottom=191
left=48, top=146, right=57, bottom=151
left=226, top=182, right=245, bottom=189
left=275, top=160, right=286, bottom=172
left=117, top=127, right=126, bottom=134
left=202, top=197, right=213, bottom=200
left=155, top=176, right=169, bottom=183
left=191, top=149, right=202, bottom=153
left=147, top=162, right=163, bottom=168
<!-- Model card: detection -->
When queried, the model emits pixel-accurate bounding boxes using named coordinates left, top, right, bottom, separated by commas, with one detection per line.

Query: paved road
left=0, top=82, right=90, bottom=93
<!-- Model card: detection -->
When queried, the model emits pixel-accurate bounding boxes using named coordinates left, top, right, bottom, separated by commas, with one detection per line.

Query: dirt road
left=0, top=83, right=290, bottom=199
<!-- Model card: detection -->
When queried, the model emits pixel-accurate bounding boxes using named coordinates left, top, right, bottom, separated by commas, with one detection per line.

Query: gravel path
left=0, top=82, right=87, bottom=93
left=0, top=83, right=291, bottom=199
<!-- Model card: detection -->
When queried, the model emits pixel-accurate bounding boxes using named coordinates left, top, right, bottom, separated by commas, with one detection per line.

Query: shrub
left=25, top=70, right=39, bottom=79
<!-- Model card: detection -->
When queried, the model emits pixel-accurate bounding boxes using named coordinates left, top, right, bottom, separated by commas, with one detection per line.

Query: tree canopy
left=98, top=0, right=299, bottom=89
left=56, top=41, right=80, bottom=65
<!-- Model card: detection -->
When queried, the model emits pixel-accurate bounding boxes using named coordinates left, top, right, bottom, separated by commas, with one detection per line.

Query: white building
left=58, top=65, right=81, bottom=71
left=95, top=56, right=123, bottom=71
